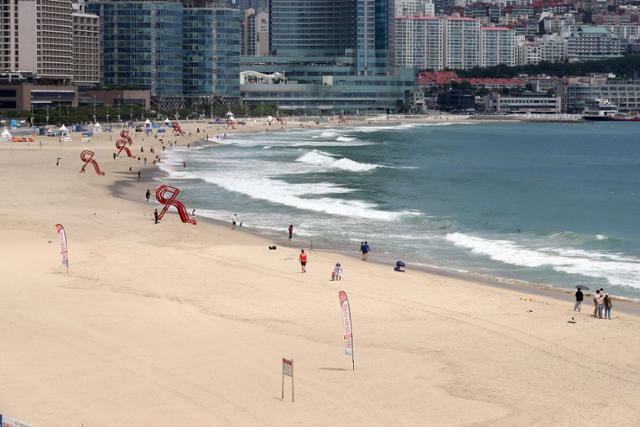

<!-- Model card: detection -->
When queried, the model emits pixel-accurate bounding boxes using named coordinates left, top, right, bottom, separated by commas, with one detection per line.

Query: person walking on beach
left=145, top=189, right=151, bottom=203
left=361, top=241, right=370, bottom=261
left=154, top=209, right=159, bottom=224
left=232, top=213, right=238, bottom=229
left=288, top=224, right=293, bottom=240
left=299, top=249, right=307, bottom=273
left=574, top=287, right=584, bottom=312
left=137, top=170, right=141, bottom=181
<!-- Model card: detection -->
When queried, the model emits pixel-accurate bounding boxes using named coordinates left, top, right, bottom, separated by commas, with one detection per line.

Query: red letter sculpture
left=115, top=130, right=135, bottom=158
left=155, top=184, right=196, bottom=225
left=80, top=150, right=105, bottom=175
left=172, top=122, right=184, bottom=136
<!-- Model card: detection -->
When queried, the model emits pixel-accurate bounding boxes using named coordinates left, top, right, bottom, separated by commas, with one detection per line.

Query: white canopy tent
left=1, top=128, right=11, bottom=142
left=59, top=124, right=68, bottom=136
left=145, top=118, right=152, bottom=126
left=93, top=122, right=102, bottom=134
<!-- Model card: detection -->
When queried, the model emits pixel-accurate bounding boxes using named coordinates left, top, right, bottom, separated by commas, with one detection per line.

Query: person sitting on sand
left=332, top=263, right=343, bottom=281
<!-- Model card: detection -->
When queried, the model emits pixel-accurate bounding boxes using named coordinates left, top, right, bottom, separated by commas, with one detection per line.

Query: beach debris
left=520, top=297, right=533, bottom=302
left=269, top=245, right=277, bottom=250
left=527, top=309, right=534, bottom=313
left=567, top=317, right=577, bottom=324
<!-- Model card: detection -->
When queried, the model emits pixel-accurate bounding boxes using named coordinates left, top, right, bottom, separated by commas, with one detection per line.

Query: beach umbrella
left=576, top=285, right=590, bottom=290
left=145, top=118, right=151, bottom=126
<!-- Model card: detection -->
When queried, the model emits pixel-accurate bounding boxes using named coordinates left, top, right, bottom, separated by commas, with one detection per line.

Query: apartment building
left=394, top=16, right=444, bottom=70
left=480, top=26, right=516, bottom=67
left=443, top=17, right=480, bottom=70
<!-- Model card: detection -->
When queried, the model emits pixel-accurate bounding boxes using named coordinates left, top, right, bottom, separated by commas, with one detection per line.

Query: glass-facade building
left=86, top=1, right=183, bottom=97
left=214, top=8, right=242, bottom=96
left=269, top=0, right=356, bottom=58
left=86, top=1, right=242, bottom=98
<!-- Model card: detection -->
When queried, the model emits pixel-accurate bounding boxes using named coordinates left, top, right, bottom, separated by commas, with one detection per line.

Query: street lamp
left=93, top=96, right=96, bottom=120
left=106, top=114, right=110, bottom=124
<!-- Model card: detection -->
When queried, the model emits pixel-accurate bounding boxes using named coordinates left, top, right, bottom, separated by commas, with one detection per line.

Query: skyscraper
left=87, top=1, right=242, bottom=98
left=268, top=0, right=356, bottom=58
left=268, top=0, right=393, bottom=75
left=86, top=1, right=184, bottom=97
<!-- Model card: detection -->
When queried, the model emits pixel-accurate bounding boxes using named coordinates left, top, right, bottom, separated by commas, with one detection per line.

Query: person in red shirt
left=299, top=249, right=307, bottom=273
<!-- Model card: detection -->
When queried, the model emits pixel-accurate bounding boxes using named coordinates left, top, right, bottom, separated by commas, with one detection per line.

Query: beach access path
left=1, top=119, right=639, bottom=426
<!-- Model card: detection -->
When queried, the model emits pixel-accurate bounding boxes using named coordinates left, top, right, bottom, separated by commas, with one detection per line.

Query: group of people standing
left=574, top=287, right=613, bottom=319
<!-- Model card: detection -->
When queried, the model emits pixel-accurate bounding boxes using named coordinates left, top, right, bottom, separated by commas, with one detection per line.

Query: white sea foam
left=296, top=150, right=382, bottom=172
left=336, top=136, right=355, bottom=142
left=159, top=151, right=410, bottom=221
left=446, top=232, right=640, bottom=288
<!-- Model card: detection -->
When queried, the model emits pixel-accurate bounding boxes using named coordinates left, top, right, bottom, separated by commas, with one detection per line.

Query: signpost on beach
left=282, top=358, right=294, bottom=402
left=339, top=291, right=355, bottom=371
left=55, top=224, right=69, bottom=273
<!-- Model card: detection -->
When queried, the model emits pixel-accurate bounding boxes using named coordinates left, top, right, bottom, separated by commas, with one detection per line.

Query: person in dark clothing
left=574, top=288, right=584, bottom=312
left=288, top=224, right=293, bottom=240
left=154, top=209, right=159, bottom=224
left=137, top=170, right=141, bottom=181
left=362, top=241, right=370, bottom=261
left=145, top=189, right=151, bottom=203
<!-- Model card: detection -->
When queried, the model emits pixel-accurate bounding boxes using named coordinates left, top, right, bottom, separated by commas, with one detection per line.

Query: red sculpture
left=172, top=122, right=184, bottom=136
left=80, top=150, right=105, bottom=175
left=115, top=130, right=135, bottom=158
left=155, top=184, right=196, bottom=225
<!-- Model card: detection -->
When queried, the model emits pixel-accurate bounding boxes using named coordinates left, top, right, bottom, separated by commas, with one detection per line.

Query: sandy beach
left=1, top=118, right=639, bottom=426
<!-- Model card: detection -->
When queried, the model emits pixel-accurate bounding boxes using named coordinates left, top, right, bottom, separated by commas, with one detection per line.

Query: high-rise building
left=0, top=0, right=74, bottom=81
left=86, top=1, right=184, bottom=97
left=255, top=10, right=269, bottom=56
left=213, top=8, right=243, bottom=96
left=394, top=16, right=443, bottom=70
left=86, top=1, right=242, bottom=98
left=242, top=8, right=257, bottom=56
left=443, top=17, right=480, bottom=70
left=72, top=10, right=101, bottom=84
left=268, top=0, right=356, bottom=58
left=480, top=27, right=516, bottom=67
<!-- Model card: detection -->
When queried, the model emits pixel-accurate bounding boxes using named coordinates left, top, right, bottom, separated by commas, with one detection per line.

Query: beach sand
left=1, top=119, right=639, bottom=426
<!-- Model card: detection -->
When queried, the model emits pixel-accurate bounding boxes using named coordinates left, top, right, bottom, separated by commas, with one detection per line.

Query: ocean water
left=158, top=122, right=640, bottom=299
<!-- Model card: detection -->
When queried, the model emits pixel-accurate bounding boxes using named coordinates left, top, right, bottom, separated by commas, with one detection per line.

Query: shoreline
left=3, top=116, right=640, bottom=426
left=112, top=121, right=640, bottom=316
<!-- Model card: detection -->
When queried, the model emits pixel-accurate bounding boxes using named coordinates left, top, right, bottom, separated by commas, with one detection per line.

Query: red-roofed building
left=417, top=71, right=526, bottom=89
